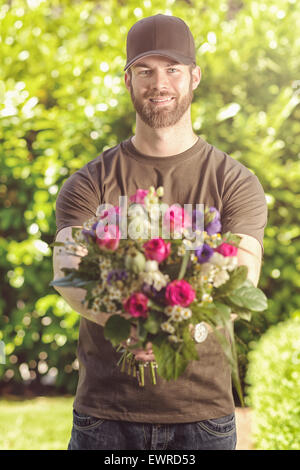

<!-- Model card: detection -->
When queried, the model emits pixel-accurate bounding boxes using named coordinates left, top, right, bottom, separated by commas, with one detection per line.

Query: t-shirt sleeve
left=55, top=164, right=101, bottom=238
left=221, top=173, right=268, bottom=250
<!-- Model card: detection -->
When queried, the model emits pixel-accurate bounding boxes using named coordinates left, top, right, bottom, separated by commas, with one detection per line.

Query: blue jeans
left=68, top=410, right=236, bottom=450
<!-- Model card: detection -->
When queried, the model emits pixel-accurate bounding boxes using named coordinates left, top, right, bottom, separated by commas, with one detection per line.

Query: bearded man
left=53, top=14, right=267, bottom=450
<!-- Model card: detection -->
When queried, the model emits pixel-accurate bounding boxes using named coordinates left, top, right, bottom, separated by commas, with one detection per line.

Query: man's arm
left=52, top=226, right=120, bottom=327
left=53, top=226, right=155, bottom=361
left=234, top=233, right=262, bottom=287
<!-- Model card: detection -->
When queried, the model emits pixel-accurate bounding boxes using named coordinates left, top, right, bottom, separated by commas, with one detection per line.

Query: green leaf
left=215, top=265, right=248, bottom=297
left=229, top=286, right=268, bottom=312
left=178, top=250, right=190, bottom=280
left=153, top=342, right=188, bottom=381
left=143, top=311, right=161, bottom=335
left=103, top=315, right=131, bottom=347
left=49, top=272, right=94, bottom=288
left=220, top=232, right=242, bottom=246
left=211, top=319, right=244, bottom=406
left=152, top=328, right=199, bottom=381
left=162, top=261, right=182, bottom=281
left=147, top=299, right=165, bottom=312
left=214, top=301, right=232, bottom=319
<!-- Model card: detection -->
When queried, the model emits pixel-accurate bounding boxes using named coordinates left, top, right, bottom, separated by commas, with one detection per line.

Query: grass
left=0, top=396, right=74, bottom=450
left=0, top=398, right=253, bottom=450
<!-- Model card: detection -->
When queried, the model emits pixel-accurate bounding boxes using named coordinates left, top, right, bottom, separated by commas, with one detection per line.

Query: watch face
left=194, top=322, right=208, bottom=343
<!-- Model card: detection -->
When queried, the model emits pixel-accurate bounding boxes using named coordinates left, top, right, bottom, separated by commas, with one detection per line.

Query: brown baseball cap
left=124, top=14, right=196, bottom=71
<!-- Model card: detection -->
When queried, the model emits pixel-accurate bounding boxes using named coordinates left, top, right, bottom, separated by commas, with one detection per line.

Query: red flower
left=95, top=223, right=120, bottom=251
left=165, top=280, right=196, bottom=307
left=123, top=292, right=149, bottom=318
left=143, top=238, right=171, bottom=263
left=216, top=243, right=238, bottom=257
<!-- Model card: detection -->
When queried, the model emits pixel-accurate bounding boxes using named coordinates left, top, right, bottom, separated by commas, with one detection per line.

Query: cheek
left=173, top=77, right=191, bottom=94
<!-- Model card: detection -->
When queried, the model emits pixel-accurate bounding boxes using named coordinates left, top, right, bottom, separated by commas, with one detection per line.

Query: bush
left=246, top=317, right=300, bottom=450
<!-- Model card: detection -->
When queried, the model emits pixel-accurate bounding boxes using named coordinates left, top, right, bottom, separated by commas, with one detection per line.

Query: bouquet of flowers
left=51, top=186, right=267, bottom=405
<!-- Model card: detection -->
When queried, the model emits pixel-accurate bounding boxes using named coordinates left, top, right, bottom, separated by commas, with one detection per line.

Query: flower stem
left=121, top=352, right=127, bottom=373
left=137, top=363, right=145, bottom=387
left=150, top=361, right=157, bottom=385
left=178, top=250, right=190, bottom=280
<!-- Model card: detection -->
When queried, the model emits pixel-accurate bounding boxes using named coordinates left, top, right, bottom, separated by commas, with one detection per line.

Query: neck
left=132, top=112, right=198, bottom=157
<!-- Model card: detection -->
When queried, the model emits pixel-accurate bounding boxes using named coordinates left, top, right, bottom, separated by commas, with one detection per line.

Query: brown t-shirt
left=55, top=136, right=267, bottom=423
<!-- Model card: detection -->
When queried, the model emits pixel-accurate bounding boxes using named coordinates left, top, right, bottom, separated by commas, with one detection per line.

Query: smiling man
left=127, top=57, right=196, bottom=129
left=53, top=14, right=267, bottom=450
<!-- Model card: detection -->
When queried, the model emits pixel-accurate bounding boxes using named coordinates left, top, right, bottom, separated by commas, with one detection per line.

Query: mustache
left=145, top=92, right=176, bottom=99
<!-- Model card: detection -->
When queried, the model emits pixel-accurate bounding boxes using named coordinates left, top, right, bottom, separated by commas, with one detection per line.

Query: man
left=53, top=15, right=267, bottom=450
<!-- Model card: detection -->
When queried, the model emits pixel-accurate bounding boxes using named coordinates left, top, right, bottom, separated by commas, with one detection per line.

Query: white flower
left=213, top=269, right=230, bottom=287
left=171, top=308, right=184, bottom=322
left=210, top=252, right=238, bottom=272
left=161, top=322, right=175, bottom=334
left=106, top=301, right=116, bottom=312
left=226, top=256, right=238, bottom=271
left=148, top=204, right=162, bottom=221
left=139, top=270, right=170, bottom=291
left=177, top=245, right=186, bottom=256
left=92, top=285, right=103, bottom=296
left=199, top=263, right=216, bottom=275
left=210, top=252, right=228, bottom=268
left=181, top=308, right=192, bottom=320
left=183, top=239, right=193, bottom=249
left=128, top=215, right=151, bottom=239
left=201, top=293, right=213, bottom=303
left=164, top=305, right=175, bottom=316
left=145, top=260, right=159, bottom=272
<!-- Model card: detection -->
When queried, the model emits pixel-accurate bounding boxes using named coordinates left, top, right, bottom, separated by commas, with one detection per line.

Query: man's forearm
left=53, top=284, right=113, bottom=327
left=52, top=229, right=116, bottom=327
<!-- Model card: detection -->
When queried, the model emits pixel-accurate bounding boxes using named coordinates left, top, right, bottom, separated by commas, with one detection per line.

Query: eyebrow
left=132, top=62, right=179, bottom=69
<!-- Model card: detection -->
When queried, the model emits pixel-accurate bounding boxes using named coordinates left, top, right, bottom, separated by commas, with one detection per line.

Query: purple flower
left=82, top=228, right=96, bottom=242
left=206, top=218, right=221, bottom=235
left=141, top=283, right=167, bottom=305
left=205, top=208, right=222, bottom=235
left=107, top=269, right=128, bottom=285
left=195, top=243, right=214, bottom=264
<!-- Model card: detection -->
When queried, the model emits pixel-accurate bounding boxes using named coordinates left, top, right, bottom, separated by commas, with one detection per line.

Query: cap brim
left=124, top=50, right=195, bottom=71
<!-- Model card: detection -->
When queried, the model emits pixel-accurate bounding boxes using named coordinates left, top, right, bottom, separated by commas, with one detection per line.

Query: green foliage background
left=0, top=0, right=299, bottom=396
left=246, top=317, right=300, bottom=449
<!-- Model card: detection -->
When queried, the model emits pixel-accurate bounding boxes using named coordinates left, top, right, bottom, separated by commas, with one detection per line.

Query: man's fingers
left=132, top=342, right=155, bottom=362
left=134, top=351, right=156, bottom=362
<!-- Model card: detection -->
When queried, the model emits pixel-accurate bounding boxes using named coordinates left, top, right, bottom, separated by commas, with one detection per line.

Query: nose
left=149, top=69, right=169, bottom=93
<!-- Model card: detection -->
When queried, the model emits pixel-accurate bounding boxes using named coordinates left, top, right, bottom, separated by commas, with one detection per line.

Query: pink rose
left=130, top=189, right=149, bottom=205
left=95, top=223, right=120, bottom=251
left=123, top=292, right=149, bottom=318
left=99, top=206, right=121, bottom=222
left=216, top=242, right=238, bottom=257
left=165, top=280, right=196, bottom=307
left=143, top=238, right=171, bottom=263
left=163, top=205, right=192, bottom=233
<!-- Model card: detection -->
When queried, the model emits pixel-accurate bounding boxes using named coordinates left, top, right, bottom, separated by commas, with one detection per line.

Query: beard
left=130, top=78, right=194, bottom=129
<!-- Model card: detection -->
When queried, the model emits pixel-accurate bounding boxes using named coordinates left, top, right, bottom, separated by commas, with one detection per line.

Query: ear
left=191, top=65, right=201, bottom=91
left=124, top=71, right=131, bottom=92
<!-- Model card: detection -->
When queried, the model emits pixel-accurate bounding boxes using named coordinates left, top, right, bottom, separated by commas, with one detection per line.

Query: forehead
left=131, top=55, right=181, bottom=69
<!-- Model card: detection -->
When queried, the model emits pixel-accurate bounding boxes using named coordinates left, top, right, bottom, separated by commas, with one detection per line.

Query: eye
left=138, top=70, right=151, bottom=76
left=168, top=67, right=179, bottom=73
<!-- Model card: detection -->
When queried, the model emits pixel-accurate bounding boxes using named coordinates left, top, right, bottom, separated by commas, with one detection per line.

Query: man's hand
left=234, top=233, right=262, bottom=287
left=125, top=324, right=155, bottom=362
